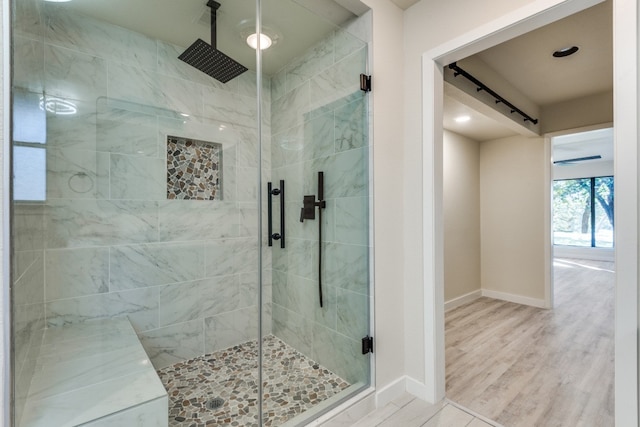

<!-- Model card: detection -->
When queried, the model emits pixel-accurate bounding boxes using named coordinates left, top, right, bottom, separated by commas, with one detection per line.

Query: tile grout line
left=444, top=398, right=504, bottom=427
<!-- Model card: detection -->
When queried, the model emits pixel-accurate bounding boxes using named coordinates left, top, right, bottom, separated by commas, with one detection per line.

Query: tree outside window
left=553, top=176, right=614, bottom=248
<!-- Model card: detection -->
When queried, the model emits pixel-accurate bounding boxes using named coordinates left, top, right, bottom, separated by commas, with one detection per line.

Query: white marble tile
left=204, top=237, right=258, bottom=278
left=46, top=287, right=159, bottom=332
left=272, top=304, right=313, bottom=357
left=108, top=64, right=202, bottom=117
left=204, top=306, right=258, bottom=353
left=271, top=82, right=310, bottom=135
left=14, top=0, right=44, bottom=40
left=109, top=154, right=165, bottom=200
left=235, top=69, right=258, bottom=98
left=46, top=100, right=98, bottom=151
left=324, top=242, right=369, bottom=294
left=335, top=197, right=369, bottom=246
left=82, top=396, right=168, bottom=427
left=158, top=275, right=239, bottom=327
left=27, top=345, right=151, bottom=401
left=203, top=86, right=257, bottom=128
left=41, top=317, right=131, bottom=345
left=312, top=147, right=368, bottom=199
left=37, top=330, right=140, bottom=367
left=13, top=253, right=44, bottom=307
left=45, top=247, right=109, bottom=301
left=309, top=48, right=366, bottom=111
left=336, top=288, right=369, bottom=340
left=45, top=44, right=107, bottom=103
left=311, top=323, right=367, bottom=384
left=45, top=199, right=159, bottom=248
left=110, top=242, right=205, bottom=291
left=158, top=200, right=239, bottom=241
left=340, top=11, right=372, bottom=44
left=97, top=107, right=159, bottom=156
left=305, top=111, right=336, bottom=160
left=140, top=320, right=204, bottom=369
left=286, top=35, right=335, bottom=91
left=13, top=36, right=44, bottom=93
left=13, top=204, right=45, bottom=252
left=334, top=29, right=367, bottom=63
left=46, top=148, right=108, bottom=199
left=45, top=7, right=157, bottom=71
left=271, top=68, right=286, bottom=101
left=335, top=97, right=368, bottom=152
left=239, top=272, right=260, bottom=309
left=287, top=238, right=319, bottom=281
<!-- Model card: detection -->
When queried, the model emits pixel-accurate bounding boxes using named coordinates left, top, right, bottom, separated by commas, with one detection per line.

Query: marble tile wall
left=269, top=15, right=372, bottom=385
left=12, top=0, right=271, bottom=384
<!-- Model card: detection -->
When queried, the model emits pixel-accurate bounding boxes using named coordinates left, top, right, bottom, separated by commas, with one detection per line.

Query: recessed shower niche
left=166, top=135, right=223, bottom=200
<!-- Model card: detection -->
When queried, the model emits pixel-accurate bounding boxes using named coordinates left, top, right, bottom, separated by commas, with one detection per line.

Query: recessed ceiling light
left=553, top=46, right=579, bottom=58
left=44, top=0, right=72, bottom=2
left=246, top=33, right=272, bottom=50
left=455, top=115, right=471, bottom=123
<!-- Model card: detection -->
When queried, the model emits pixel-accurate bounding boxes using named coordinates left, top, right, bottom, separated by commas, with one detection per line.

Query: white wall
left=360, top=0, right=406, bottom=397
left=480, top=135, right=547, bottom=301
left=541, top=91, right=613, bottom=134
left=443, top=130, right=480, bottom=302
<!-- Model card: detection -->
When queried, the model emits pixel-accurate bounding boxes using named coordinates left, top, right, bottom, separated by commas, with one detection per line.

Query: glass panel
left=11, top=0, right=261, bottom=426
left=595, top=176, right=614, bottom=248
left=261, top=1, right=372, bottom=424
left=553, top=178, right=592, bottom=247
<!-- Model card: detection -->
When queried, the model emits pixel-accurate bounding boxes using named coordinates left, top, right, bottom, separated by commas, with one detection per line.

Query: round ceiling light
left=454, top=115, right=471, bottom=123
left=246, top=33, right=273, bottom=50
left=552, top=46, right=579, bottom=58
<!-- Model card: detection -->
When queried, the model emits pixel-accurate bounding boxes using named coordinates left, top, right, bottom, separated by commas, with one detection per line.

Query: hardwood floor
left=445, top=258, right=615, bottom=427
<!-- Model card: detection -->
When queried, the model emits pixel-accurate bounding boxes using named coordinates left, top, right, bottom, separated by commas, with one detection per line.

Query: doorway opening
left=432, top=0, right=628, bottom=424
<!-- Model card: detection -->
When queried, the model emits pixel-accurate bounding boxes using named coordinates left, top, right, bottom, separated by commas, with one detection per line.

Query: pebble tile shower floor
left=157, top=335, right=350, bottom=426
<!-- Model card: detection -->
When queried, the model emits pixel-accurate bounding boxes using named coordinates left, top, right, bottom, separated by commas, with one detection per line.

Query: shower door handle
left=267, top=180, right=285, bottom=248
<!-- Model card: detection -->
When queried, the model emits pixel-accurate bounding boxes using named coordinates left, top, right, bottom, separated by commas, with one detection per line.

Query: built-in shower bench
left=20, top=318, right=168, bottom=427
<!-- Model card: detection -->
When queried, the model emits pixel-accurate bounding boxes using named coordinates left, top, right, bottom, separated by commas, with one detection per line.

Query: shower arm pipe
left=207, top=0, right=220, bottom=48
left=447, top=62, right=539, bottom=125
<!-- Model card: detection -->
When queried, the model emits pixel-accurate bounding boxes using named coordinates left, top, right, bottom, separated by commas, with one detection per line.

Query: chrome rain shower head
left=179, top=0, right=247, bottom=84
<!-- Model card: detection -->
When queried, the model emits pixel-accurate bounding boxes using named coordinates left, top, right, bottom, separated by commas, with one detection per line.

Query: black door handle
left=267, top=180, right=285, bottom=248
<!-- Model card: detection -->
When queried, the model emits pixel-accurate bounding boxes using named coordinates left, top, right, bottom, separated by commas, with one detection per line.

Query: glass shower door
left=261, top=0, right=372, bottom=424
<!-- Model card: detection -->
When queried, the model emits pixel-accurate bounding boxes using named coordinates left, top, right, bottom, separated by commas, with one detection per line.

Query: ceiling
left=63, top=0, right=360, bottom=76
left=443, top=0, right=613, bottom=142
left=553, top=127, right=613, bottom=163
left=389, top=0, right=420, bottom=10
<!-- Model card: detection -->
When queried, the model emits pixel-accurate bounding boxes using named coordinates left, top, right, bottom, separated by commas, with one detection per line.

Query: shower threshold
left=157, top=335, right=350, bottom=426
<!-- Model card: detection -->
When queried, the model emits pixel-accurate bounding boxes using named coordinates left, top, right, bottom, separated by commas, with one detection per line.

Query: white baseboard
left=375, top=376, right=406, bottom=408
left=405, top=376, right=432, bottom=402
left=444, top=290, right=482, bottom=312
left=481, top=289, right=547, bottom=308
left=553, top=246, right=615, bottom=262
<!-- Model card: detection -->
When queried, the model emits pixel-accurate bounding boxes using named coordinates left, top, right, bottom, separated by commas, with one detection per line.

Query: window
left=13, top=90, right=47, bottom=201
left=553, top=176, right=614, bottom=248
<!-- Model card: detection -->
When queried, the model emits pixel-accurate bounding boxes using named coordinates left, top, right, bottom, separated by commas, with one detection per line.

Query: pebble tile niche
left=158, top=335, right=350, bottom=426
left=167, top=136, right=223, bottom=200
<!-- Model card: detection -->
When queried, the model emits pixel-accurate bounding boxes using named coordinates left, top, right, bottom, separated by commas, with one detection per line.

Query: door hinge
left=362, top=335, right=374, bottom=354
left=360, top=74, right=371, bottom=92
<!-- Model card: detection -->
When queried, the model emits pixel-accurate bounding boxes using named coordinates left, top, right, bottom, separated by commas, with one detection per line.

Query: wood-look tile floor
left=350, top=394, right=500, bottom=427
left=445, top=258, right=615, bottom=426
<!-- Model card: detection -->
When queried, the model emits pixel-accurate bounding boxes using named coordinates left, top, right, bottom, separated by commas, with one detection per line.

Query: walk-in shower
left=10, top=0, right=372, bottom=425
